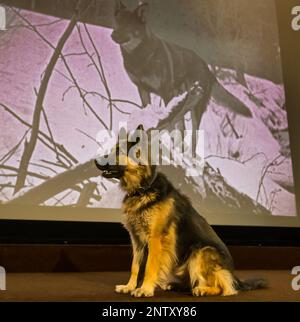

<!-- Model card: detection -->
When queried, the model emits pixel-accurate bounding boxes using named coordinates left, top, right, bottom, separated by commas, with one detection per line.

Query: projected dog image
left=0, top=0, right=296, bottom=225
left=112, top=1, right=252, bottom=134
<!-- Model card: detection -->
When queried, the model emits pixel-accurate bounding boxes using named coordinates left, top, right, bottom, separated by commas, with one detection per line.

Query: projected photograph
left=0, top=0, right=296, bottom=222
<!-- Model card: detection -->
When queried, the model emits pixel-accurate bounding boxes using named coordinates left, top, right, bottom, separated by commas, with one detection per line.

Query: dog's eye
left=136, top=149, right=141, bottom=158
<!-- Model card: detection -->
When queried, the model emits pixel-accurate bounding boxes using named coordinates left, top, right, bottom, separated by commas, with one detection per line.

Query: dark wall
left=276, top=0, right=300, bottom=221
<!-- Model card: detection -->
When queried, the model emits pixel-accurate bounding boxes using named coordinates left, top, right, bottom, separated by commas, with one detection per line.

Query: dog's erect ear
left=135, top=3, right=149, bottom=23
left=115, top=0, right=127, bottom=16
left=130, top=124, right=145, bottom=144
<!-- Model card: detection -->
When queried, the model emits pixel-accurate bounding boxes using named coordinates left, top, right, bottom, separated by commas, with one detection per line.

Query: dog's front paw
left=115, top=284, right=136, bottom=294
left=131, top=287, right=154, bottom=298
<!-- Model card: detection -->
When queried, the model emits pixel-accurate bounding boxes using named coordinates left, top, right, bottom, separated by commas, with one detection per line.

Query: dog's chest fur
left=122, top=193, right=158, bottom=243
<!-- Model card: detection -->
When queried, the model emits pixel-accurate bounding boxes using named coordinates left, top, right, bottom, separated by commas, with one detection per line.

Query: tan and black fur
left=95, top=126, right=267, bottom=297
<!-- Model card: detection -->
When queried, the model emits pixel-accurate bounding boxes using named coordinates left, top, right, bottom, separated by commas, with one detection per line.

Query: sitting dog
left=95, top=125, right=266, bottom=297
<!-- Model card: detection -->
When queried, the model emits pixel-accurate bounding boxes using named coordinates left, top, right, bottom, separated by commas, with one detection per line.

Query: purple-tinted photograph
left=0, top=0, right=296, bottom=224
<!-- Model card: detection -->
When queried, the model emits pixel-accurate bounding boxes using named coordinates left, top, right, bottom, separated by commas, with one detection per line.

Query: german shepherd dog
left=95, top=125, right=266, bottom=298
left=111, top=2, right=252, bottom=132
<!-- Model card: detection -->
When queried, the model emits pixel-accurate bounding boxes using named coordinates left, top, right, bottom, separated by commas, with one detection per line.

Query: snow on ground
left=126, top=71, right=296, bottom=216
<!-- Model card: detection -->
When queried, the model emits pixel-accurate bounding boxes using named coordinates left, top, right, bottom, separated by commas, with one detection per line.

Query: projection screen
left=0, top=0, right=298, bottom=227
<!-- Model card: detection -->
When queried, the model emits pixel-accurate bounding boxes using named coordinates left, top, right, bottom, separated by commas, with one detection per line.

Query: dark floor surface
left=0, top=271, right=299, bottom=302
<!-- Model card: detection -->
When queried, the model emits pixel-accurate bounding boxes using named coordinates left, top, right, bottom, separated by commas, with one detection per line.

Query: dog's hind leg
left=158, top=274, right=179, bottom=291
left=187, top=246, right=237, bottom=297
left=189, top=85, right=212, bottom=153
left=138, top=87, right=151, bottom=108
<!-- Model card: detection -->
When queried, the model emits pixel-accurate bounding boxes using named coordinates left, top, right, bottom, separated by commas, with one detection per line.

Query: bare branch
left=256, top=155, right=286, bottom=202
left=37, top=136, right=73, bottom=168
left=40, top=159, right=70, bottom=171
left=0, top=93, right=77, bottom=168
left=0, top=165, right=50, bottom=180
left=205, top=152, right=267, bottom=165
left=41, top=105, right=67, bottom=166
left=14, top=11, right=79, bottom=193
left=81, top=23, right=114, bottom=128
left=29, top=162, right=58, bottom=175
left=8, top=160, right=100, bottom=205
left=75, top=128, right=102, bottom=147
left=225, top=114, right=240, bottom=139
left=10, top=7, right=56, bottom=49
left=0, top=129, right=29, bottom=165
left=53, top=189, right=74, bottom=206
left=11, top=6, right=109, bottom=130
left=64, top=51, right=87, bottom=58
left=73, top=184, right=101, bottom=202
left=76, top=182, right=98, bottom=207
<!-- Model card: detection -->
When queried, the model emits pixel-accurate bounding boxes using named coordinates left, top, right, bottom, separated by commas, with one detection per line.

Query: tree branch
left=76, top=182, right=98, bottom=207
left=14, top=6, right=81, bottom=194
left=8, top=160, right=99, bottom=205
left=0, top=165, right=50, bottom=180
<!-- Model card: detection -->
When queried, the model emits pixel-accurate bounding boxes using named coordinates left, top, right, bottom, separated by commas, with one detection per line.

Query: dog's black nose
left=94, top=156, right=108, bottom=171
left=111, top=31, right=120, bottom=43
left=111, top=30, right=130, bottom=44
left=94, top=158, right=101, bottom=170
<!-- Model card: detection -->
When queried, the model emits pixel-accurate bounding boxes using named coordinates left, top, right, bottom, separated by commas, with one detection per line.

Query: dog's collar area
left=127, top=171, right=158, bottom=197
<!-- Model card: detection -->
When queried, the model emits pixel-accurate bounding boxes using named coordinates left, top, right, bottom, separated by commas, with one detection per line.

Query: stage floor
left=0, top=270, right=299, bottom=302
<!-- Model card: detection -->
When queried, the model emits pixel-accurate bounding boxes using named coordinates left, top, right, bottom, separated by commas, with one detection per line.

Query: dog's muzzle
left=111, top=30, right=131, bottom=45
left=94, top=157, right=124, bottom=179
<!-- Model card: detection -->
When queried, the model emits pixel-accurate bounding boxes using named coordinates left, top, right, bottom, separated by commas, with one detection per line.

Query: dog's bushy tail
left=235, top=277, right=268, bottom=291
left=211, top=81, right=252, bottom=118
